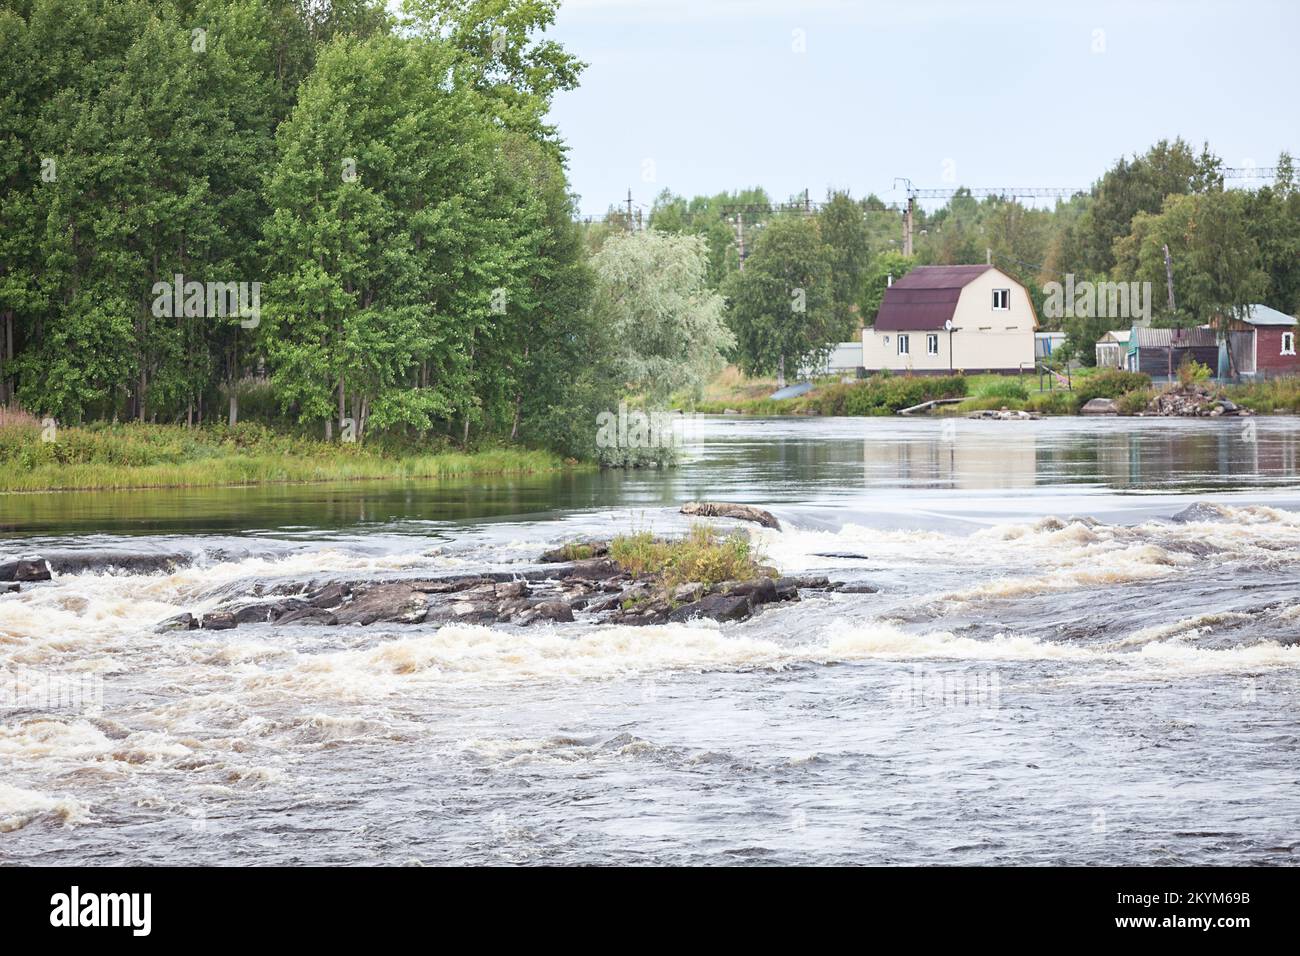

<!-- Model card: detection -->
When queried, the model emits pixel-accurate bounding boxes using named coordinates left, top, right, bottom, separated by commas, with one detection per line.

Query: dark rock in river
left=667, top=593, right=754, bottom=624
left=555, top=558, right=625, bottom=581
left=200, top=611, right=237, bottom=630
left=333, top=583, right=430, bottom=626
left=231, top=603, right=276, bottom=625
left=838, top=583, right=880, bottom=594
left=520, top=599, right=575, bottom=625
left=538, top=540, right=610, bottom=563
left=719, top=576, right=778, bottom=605
left=158, top=612, right=197, bottom=631
left=275, top=607, right=339, bottom=626
left=1169, top=502, right=1232, bottom=524
left=679, top=501, right=781, bottom=529
left=306, top=582, right=351, bottom=608
left=0, top=558, right=52, bottom=582
left=777, top=574, right=832, bottom=590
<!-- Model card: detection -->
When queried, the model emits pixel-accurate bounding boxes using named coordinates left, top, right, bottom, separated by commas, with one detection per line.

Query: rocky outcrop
left=0, top=552, right=190, bottom=580
left=1138, top=385, right=1252, bottom=417
left=680, top=501, right=781, bottom=529
left=162, top=547, right=856, bottom=633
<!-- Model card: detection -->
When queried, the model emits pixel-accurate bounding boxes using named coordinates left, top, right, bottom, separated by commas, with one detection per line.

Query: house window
left=898, top=334, right=909, bottom=355
left=927, top=333, right=939, bottom=355
left=1283, top=332, right=1296, bottom=355
left=992, top=289, right=1010, bottom=310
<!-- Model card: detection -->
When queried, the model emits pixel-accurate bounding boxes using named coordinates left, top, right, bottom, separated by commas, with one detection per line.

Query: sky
left=545, top=0, right=1300, bottom=215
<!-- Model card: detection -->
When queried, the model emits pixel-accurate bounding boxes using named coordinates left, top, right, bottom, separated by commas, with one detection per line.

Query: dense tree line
left=650, top=139, right=1300, bottom=370
left=0, top=0, right=632, bottom=457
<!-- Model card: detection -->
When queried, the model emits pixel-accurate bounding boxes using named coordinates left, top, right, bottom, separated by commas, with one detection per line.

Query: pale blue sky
left=547, top=0, right=1300, bottom=214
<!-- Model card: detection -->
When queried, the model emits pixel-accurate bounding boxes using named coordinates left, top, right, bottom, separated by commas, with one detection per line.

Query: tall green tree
left=724, top=215, right=835, bottom=380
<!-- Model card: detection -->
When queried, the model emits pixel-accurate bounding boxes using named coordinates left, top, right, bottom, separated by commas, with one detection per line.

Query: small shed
left=1094, top=329, right=1130, bottom=368
left=1126, top=327, right=1218, bottom=380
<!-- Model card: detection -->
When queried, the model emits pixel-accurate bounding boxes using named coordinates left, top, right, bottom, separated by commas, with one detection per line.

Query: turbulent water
left=2, top=416, right=1300, bottom=865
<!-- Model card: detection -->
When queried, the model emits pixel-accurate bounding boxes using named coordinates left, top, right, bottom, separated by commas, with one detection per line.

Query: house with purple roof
left=862, top=265, right=1038, bottom=374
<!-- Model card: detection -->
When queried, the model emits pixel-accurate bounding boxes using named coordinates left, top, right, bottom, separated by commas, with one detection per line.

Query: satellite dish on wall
left=943, top=319, right=954, bottom=331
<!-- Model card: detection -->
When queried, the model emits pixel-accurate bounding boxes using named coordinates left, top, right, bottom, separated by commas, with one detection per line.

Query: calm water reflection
left=3, top=416, right=1298, bottom=537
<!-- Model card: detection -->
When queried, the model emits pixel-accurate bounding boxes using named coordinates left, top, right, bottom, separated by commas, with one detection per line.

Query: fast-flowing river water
left=2, top=415, right=1299, bottom=865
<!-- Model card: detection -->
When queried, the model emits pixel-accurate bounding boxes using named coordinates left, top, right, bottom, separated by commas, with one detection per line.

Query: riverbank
left=688, top=367, right=1300, bottom=418
left=0, top=422, right=576, bottom=493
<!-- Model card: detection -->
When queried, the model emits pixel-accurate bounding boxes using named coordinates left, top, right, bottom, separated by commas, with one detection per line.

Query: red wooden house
left=1216, top=305, right=1299, bottom=380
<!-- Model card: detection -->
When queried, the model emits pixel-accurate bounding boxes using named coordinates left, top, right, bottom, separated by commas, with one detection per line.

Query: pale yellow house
left=862, top=265, right=1038, bottom=374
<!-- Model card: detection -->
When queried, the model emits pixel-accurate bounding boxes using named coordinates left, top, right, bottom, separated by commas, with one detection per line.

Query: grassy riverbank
left=689, top=366, right=1300, bottom=418
left=0, top=421, right=575, bottom=492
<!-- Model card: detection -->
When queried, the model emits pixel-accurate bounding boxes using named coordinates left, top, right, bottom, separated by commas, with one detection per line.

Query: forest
left=2, top=1, right=1298, bottom=464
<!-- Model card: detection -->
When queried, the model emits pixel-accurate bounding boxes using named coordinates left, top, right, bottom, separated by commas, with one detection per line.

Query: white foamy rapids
left=231, top=618, right=1300, bottom=701
left=759, top=504, right=1300, bottom=596
left=0, top=782, right=92, bottom=832
left=759, top=509, right=1300, bottom=567
left=0, top=547, right=472, bottom=654
left=1106, top=611, right=1257, bottom=649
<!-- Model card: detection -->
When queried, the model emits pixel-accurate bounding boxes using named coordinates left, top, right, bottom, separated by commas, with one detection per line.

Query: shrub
left=1177, top=357, right=1212, bottom=388
left=609, top=524, right=766, bottom=590
left=977, top=378, right=1030, bottom=402
left=1115, top=389, right=1154, bottom=415
left=1225, top=376, right=1300, bottom=413
left=1024, top=391, right=1080, bottom=415
left=803, top=374, right=967, bottom=416
left=1075, top=369, right=1151, bottom=403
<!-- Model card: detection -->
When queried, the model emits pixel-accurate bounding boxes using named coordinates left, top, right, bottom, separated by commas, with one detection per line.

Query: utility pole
left=1162, top=244, right=1176, bottom=314
left=734, top=214, right=745, bottom=271
left=903, top=196, right=914, bottom=257
left=625, top=189, right=634, bottom=232
left=803, top=188, right=811, bottom=215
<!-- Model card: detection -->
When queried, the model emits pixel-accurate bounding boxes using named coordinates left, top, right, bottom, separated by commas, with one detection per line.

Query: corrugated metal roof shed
left=1132, top=327, right=1218, bottom=348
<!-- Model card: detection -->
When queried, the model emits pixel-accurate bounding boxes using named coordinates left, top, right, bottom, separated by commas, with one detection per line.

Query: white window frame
left=992, top=289, right=1010, bottom=310
left=897, top=334, right=909, bottom=355
left=926, top=333, right=939, bottom=355
left=1283, top=331, right=1296, bottom=356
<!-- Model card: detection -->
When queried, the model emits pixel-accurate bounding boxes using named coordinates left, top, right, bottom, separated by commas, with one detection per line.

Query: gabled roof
left=1098, top=329, right=1130, bottom=344
left=873, top=265, right=997, bottom=331
left=1242, top=304, right=1297, bottom=327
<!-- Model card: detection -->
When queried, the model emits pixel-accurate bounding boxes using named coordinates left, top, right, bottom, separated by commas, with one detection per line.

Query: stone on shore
left=1080, top=398, right=1118, bottom=415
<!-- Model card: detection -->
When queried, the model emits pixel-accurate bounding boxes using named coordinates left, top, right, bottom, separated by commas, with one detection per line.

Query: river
left=2, top=415, right=1299, bottom=865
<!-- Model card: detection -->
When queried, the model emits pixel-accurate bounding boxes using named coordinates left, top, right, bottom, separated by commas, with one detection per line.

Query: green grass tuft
left=609, top=524, right=768, bottom=590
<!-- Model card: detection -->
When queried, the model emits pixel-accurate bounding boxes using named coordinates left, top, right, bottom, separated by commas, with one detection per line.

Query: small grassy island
left=0, top=420, right=573, bottom=493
